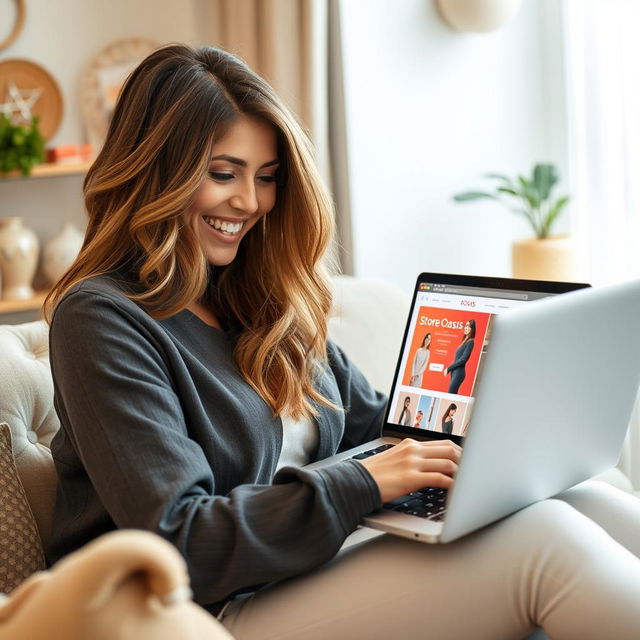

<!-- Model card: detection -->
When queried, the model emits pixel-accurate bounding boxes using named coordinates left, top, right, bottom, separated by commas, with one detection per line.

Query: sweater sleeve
left=49, top=289, right=381, bottom=607
left=325, top=341, right=389, bottom=452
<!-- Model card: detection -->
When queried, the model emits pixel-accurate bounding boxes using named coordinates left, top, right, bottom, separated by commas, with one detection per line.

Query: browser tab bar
left=443, top=287, right=529, bottom=301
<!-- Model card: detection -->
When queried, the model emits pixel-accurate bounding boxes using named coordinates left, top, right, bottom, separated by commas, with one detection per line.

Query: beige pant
left=221, top=481, right=640, bottom=640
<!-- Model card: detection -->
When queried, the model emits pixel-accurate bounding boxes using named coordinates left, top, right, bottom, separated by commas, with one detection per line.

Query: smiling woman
left=40, top=43, right=640, bottom=640
left=44, top=43, right=337, bottom=420
left=185, top=115, right=278, bottom=269
left=183, top=115, right=279, bottom=329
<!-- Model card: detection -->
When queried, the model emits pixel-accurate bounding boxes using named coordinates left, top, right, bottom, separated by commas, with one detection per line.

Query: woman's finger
left=400, top=440, right=461, bottom=461
left=416, top=445, right=461, bottom=463
left=415, top=472, right=455, bottom=489
left=420, top=439, right=462, bottom=454
left=416, top=457, right=458, bottom=476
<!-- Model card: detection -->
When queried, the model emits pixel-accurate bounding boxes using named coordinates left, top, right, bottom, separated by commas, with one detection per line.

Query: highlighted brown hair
left=45, top=44, right=338, bottom=419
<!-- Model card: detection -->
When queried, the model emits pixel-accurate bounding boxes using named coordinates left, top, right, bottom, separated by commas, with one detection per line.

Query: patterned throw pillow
left=0, top=422, right=46, bottom=594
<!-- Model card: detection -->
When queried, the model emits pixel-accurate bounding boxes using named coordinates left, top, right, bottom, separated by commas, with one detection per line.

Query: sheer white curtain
left=564, top=0, right=640, bottom=285
left=564, top=0, right=640, bottom=489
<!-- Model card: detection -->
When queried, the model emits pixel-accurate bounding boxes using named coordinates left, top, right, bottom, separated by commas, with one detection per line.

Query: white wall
left=340, top=0, right=569, bottom=291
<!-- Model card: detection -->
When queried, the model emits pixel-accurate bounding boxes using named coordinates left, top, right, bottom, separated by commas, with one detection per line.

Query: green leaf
left=497, top=187, right=517, bottom=196
left=533, top=164, right=558, bottom=201
left=12, top=130, right=25, bottom=146
left=484, top=173, right=516, bottom=189
left=540, top=195, right=569, bottom=237
left=453, top=191, right=497, bottom=202
left=517, top=175, right=539, bottom=209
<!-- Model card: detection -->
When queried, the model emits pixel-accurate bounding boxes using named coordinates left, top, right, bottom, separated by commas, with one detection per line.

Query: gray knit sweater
left=46, top=274, right=387, bottom=612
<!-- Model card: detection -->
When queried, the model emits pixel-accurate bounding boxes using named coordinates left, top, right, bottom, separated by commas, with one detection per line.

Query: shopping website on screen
left=389, top=284, right=538, bottom=437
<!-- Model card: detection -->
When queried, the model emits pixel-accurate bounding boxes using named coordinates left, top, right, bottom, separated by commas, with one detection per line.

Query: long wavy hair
left=45, top=44, right=339, bottom=419
left=443, top=403, right=457, bottom=421
left=461, top=319, right=476, bottom=344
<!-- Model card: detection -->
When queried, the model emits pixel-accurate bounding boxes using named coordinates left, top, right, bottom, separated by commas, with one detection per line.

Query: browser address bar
left=443, top=287, right=529, bottom=301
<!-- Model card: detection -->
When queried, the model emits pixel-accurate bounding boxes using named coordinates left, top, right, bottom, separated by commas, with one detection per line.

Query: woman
left=409, top=332, right=431, bottom=387
left=445, top=319, right=475, bottom=394
left=45, top=45, right=640, bottom=639
left=441, top=403, right=457, bottom=436
left=396, top=396, right=413, bottom=426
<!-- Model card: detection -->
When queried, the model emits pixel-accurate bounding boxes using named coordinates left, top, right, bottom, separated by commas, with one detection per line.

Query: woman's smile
left=201, top=214, right=248, bottom=243
left=185, top=114, right=278, bottom=265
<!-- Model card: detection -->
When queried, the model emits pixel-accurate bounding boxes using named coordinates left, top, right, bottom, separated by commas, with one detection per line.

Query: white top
left=412, top=347, right=430, bottom=377
left=276, top=413, right=319, bottom=471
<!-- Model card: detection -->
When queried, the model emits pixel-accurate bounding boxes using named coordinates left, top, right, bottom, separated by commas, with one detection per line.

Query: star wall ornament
left=0, top=81, right=43, bottom=125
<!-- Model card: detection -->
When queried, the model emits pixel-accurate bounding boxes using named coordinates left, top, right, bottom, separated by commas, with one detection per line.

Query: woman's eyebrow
left=210, top=154, right=279, bottom=169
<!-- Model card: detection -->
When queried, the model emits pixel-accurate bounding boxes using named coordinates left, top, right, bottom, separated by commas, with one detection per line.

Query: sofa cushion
left=329, top=275, right=411, bottom=393
left=0, top=322, right=59, bottom=547
left=0, top=423, right=46, bottom=594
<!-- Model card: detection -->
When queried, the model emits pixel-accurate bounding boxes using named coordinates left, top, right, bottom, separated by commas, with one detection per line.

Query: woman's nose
left=229, top=180, right=258, bottom=214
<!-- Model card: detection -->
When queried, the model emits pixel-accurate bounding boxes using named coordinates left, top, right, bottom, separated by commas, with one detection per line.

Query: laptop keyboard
left=352, top=444, right=448, bottom=521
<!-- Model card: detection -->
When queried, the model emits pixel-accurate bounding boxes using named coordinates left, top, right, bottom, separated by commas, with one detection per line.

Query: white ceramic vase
left=0, top=217, right=40, bottom=301
left=42, top=222, right=84, bottom=286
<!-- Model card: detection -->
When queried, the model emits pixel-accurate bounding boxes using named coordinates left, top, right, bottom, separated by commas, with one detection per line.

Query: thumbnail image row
left=393, top=391, right=471, bottom=437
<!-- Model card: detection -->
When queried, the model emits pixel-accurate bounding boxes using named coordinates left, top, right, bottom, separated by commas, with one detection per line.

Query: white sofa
left=0, top=274, right=636, bottom=639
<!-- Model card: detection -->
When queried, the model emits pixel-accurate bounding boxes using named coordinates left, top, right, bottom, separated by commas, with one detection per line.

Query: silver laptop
left=307, top=273, right=640, bottom=543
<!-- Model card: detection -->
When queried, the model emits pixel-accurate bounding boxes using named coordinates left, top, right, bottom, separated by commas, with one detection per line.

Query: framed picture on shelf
left=81, top=38, right=158, bottom=153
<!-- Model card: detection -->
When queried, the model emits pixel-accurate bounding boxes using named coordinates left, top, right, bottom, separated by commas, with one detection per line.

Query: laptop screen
left=384, top=273, right=589, bottom=445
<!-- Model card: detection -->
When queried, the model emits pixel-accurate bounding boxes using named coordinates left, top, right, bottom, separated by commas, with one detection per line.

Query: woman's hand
left=356, top=439, right=461, bottom=503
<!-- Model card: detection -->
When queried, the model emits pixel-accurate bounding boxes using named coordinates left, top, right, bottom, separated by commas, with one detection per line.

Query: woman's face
left=404, top=398, right=410, bottom=407
left=184, top=114, right=279, bottom=266
left=464, top=322, right=471, bottom=335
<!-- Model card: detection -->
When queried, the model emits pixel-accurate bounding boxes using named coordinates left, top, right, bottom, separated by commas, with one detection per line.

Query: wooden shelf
left=0, top=290, right=48, bottom=315
left=1, top=161, right=92, bottom=180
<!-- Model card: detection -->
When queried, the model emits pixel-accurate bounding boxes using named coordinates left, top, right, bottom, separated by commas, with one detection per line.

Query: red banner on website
left=401, top=307, right=491, bottom=397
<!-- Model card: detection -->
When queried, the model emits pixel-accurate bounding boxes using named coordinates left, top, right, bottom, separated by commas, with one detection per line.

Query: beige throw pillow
left=0, top=423, right=46, bottom=594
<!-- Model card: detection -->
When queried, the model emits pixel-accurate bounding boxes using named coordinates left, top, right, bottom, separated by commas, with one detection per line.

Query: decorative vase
left=42, top=222, right=84, bottom=286
left=0, top=217, right=40, bottom=301
left=512, top=235, right=577, bottom=282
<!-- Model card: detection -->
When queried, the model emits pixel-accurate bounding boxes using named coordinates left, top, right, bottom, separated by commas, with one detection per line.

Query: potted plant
left=0, top=114, right=45, bottom=176
left=453, top=163, right=575, bottom=281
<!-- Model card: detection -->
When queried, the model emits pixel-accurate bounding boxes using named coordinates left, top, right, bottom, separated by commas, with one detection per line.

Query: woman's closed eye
left=209, top=171, right=234, bottom=182
left=208, top=172, right=278, bottom=184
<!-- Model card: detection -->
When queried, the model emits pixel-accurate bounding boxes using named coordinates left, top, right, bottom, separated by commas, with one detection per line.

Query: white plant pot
left=512, top=235, right=577, bottom=282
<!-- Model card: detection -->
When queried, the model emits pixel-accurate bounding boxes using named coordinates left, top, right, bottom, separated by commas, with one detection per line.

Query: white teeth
left=203, top=216, right=244, bottom=235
